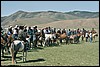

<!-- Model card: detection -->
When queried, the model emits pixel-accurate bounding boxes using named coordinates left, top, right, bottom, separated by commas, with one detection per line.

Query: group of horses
left=1, top=26, right=98, bottom=64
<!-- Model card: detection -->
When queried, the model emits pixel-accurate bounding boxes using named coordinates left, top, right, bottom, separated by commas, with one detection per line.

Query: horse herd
left=1, top=25, right=98, bottom=64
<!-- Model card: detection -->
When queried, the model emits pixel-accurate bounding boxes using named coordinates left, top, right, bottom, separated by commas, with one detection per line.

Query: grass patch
left=1, top=37, right=99, bottom=66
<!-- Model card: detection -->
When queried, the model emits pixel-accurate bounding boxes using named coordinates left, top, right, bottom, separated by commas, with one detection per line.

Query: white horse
left=92, top=33, right=98, bottom=42
left=44, top=34, right=56, bottom=46
left=10, top=40, right=27, bottom=64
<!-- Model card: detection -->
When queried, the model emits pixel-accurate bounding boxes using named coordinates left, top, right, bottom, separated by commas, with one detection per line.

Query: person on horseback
left=91, top=28, right=96, bottom=34
left=13, top=27, right=18, bottom=40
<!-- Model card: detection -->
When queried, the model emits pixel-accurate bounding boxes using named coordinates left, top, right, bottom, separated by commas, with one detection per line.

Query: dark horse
left=69, top=33, right=82, bottom=44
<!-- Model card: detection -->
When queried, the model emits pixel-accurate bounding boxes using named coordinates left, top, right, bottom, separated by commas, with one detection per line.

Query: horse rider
left=91, top=28, right=96, bottom=34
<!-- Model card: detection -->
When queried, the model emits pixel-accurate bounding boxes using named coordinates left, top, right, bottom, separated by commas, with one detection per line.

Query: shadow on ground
left=18, top=58, right=45, bottom=63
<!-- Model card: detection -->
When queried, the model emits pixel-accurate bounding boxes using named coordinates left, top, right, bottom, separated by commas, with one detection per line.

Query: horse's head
left=93, top=33, right=98, bottom=37
left=95, top=33, right=98, bottom=37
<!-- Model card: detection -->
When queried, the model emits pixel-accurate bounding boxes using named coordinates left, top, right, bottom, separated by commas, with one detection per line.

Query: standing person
left=89, top=32, right=92, bottom=43
left=82, top=28, right=86, bottom=41
left=85, top=31, right=89, bottom=42
left=28, top=27, right=33, bottom=48
left=77, top=28, right=80, bottom=34
left=33, top=26, right=38, bottom=47
left=67, top=29, right=71, bottom=37
left=62, top=29, right=66, bottom=34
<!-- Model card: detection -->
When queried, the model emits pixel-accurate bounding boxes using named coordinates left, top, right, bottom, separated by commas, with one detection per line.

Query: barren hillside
left=37, top=18, right=99, bottom=33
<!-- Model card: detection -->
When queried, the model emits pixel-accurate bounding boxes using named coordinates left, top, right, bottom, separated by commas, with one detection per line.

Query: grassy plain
left=1, top=37, right=99, bottom=66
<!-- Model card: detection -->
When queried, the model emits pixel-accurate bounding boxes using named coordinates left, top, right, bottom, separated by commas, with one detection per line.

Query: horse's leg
left=40, top=41, right=42, bottom=46
left=30, top=38, right=31, bottom=48
left=60, top=38, right=62, bottom=44
left=6, top=43, right=10, bottom=54
left=34, top=40, right=37, bottom=47
left=22, top=51, right=24, bottom=62
left=65, top=38, right=67, bottom=44
left=25, top=51, right=27, bottom=62
left=1, top=45, right=4, bottom=57
left=93, top=36, right=94, bottom=42
left=94, top=36, right=95, bottom=42
left=70, top=38, right=73, bottom=44
left=11, top=48, right=14, bottom=64
left=14, top=51, right=18, bottom=63
left=41, top=40, right=44, bottom=47
left=22, top=46, right=27, bottom=62
left=24, top=50, right=27, bottom=62
left=46, top=39, right=48, bottom=46
left=68, top=38, right=70, bottom=45
left=50, top=39, right=52, bottom=46
left=82, top=36, right=84, bottom=41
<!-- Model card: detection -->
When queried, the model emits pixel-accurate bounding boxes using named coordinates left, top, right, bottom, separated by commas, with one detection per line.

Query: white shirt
left=13, top=29, right=17, bottom=34
left=89, top=33, right=92, bottom=38
left=85, top=33, right=88, bottom=37
left=43, top=29, right=47, bottom=34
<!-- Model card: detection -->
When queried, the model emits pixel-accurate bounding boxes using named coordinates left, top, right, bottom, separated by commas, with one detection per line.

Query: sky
left=1, top=1, right=99, bottom=17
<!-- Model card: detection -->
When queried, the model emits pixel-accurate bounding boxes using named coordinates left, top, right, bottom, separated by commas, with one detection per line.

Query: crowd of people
left=1, top=25, right=98, bottom=63
left=1, top=25, right=98, bottom=48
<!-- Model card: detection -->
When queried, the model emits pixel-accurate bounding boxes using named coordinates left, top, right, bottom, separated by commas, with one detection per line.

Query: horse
left=92, top=33, right=98, bottom=42
left=1, top=37, right=6, bottom=57
left=34, top=31, right=45, bottom=47
left=44, top=33, right=58, bottom=46
left=56, top=33, right=69, bottom=45
left=69, top=33, right=81, bottom=44
left=10, top=40, right=27, bottom=64
left=1, top=32, right=10, bottom=57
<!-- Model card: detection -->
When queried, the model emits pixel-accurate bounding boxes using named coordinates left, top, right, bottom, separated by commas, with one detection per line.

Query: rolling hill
left=37, top=18, right=99, bottom=29
left=1, top=10, right=99, bottom=27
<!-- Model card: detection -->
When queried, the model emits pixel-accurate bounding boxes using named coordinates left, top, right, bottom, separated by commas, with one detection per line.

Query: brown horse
left=35, top=32, right=45, bottom=47
left=1, top=33, right=9, bottom=56
left=56, top=33, right=69, bottom=45
left=1, top=37, right=6, bottom=57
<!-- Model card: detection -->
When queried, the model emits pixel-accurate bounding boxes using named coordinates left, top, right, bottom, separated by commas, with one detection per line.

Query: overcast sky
left=1, top=1, right=99, bottom=17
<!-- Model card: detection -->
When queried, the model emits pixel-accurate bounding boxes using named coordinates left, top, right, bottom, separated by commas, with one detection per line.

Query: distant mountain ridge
left=65, top=11, right=99, bottom=18
left=1, top=10, right=99, bottom=26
